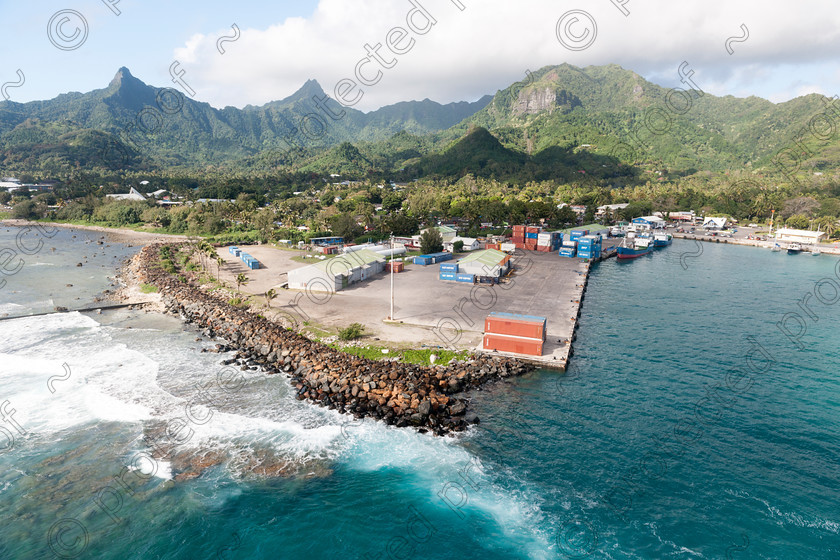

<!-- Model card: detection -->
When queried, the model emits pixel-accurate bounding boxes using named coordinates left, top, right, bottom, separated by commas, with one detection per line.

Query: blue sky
left=2, top=0, right=840, bottom=111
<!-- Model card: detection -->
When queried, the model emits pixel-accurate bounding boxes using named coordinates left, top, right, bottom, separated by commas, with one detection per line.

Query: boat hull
left=652, top=239, right=672, bottom=247
left=617, top=246, right=652, bottom=259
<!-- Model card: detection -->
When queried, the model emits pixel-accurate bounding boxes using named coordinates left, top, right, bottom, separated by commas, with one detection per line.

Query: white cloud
left=171, top=0, right=840, bottom=110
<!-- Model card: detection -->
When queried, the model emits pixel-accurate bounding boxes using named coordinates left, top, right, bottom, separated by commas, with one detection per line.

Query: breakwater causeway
left=135, top=244, right=534, bottom=435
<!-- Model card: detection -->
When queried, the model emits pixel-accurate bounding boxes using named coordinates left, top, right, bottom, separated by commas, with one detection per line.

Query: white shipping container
left=537, top=233, right=552, bottom=241
left=500, top=242, right=517, bottom=252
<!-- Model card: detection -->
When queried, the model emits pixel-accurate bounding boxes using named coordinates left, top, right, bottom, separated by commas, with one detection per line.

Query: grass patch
left=338, top=322, right=365, bottom=340
left=329, top=344, right=470, bottom=364
left=139, top=283, right=158, bottom=293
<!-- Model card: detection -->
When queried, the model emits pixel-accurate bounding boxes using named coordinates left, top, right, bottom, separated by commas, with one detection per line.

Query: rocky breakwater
left=136, top=244, right=534, bottom=435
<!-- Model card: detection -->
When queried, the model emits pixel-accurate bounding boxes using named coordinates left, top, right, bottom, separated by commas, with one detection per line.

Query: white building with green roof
left=456, top=249, right=512, bottom=278
left=287, top=249, right=386, bottom=292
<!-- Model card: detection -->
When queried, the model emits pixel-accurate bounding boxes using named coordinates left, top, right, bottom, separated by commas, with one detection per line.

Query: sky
left=2, top=0, right=840, bottom=112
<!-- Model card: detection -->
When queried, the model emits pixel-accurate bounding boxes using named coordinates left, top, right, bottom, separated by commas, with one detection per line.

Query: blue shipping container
left=229, top=246, right=239, bottom=254
left=439, top=272, right=456, bottom=281
left=414, top=256, right=431, bottom=265
left=440, top=263, right=459, bottom=272
left=456, top=273, right=474, bottom=283
left=525, top=232, right=539, bottom=239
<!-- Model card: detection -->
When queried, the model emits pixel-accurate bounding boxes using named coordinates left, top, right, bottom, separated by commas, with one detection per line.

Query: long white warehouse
left=288, top=249, right=386, bottom=293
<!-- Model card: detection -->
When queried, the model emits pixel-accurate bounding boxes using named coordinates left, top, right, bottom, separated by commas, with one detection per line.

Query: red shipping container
left=483, top=333, right=543, bottom=356
left=525, top=241, right=537, bottom=250
left=514, top=242, right=527, bottom=250
left=484, top=243, right=500, bottom=250
left=536, top=245, right=551, bottom=252
left=525, top=226, right=541, bottom=234
left=512, top=225, right=526, bottom=233
left=485, top=316, right=546, bottom=340
left=387, top=261, right=404, bottom=273
left=511, top=235, right=525, bottom=243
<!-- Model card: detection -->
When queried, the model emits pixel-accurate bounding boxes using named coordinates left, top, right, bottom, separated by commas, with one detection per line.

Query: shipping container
left=483, top=333, right=543, bottom=356
left=500, top=242, right=516, bottom=252
left=228, top=246, right=239, bottom=255
left=525, top=226, right=541, bottom=234
left=485, top=312, right=546, bottom=340
left=413, top=256, right=431, bottom=265
left=562, top=240, right=577, bottom=248
left=440, top=263, right=459, bottom=273
left=439, top=272, right=456, bottom=281
left=512, top=225, right=526, bottom=233
left=484, top=243, right=500, bottom=250
left=387, top=261, right=404, bottom=273
left=570, top=229, right=589, bottom=237
left=456, top=273, right=475, bottom=283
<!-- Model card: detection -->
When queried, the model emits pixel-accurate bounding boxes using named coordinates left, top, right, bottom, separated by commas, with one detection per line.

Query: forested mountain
left=0, top=64, right=837, bottom=183
left=0, top=68, right=490, bottom=172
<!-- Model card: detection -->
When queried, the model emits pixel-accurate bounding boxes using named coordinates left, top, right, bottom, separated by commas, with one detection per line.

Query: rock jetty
left=134, top=244, right=534, bottom=435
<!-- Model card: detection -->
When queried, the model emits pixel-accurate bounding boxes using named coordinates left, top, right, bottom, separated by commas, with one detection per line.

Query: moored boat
left=811, top=245, right=821, bottom=256
left=787, top=243, right=802, bottom=254
left=617, top=236, right=653, bottom=259
left=652, top=232, right=673, bottom=247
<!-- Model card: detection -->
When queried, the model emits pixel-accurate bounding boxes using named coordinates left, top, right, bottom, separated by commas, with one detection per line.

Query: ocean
left=1, top=229, right=838, bottom=559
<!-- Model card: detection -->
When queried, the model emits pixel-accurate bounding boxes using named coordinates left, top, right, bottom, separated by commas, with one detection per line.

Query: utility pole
left=389, top=233, right=395, bottom=321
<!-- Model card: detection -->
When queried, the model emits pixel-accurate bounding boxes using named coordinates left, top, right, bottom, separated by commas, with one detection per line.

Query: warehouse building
left=774, top=228, right=826, bottom=244
left=456, top=249, right=511, bottom=278
left=287, top=249, right=385, bottom=293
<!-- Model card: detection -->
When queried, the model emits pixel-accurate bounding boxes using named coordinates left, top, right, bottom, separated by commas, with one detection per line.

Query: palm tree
left=264, top=288, right=277, bottom=308
left=216, top=257, right=223, bottom=279
left=235, top=273, right=249, bottom=293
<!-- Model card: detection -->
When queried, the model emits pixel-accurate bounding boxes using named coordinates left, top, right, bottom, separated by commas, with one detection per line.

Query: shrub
left=338, top=322, right=365, bottom=340
left=140, top=283, right=158, bottom=293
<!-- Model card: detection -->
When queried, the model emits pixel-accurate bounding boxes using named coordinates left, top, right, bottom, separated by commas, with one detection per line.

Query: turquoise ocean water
left=1, top=229, right=838, bottom=559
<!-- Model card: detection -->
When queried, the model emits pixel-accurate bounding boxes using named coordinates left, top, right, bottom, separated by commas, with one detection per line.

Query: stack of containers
left=558, top=245, right=576, bottom=258
left=483, top=312, right=546, bottom=356
left=536, top=231, right=563, bottom=252
left=511, top=225, right=526, bottom=249
left=414, top=252, right=453, bottom=266
left=577, top=235, right=602, bottom=260
left=569, top=229, right=589, bottom=242
left=239, top=252, right=261, bottom=270
left=525, top=226, right=541, bottom=251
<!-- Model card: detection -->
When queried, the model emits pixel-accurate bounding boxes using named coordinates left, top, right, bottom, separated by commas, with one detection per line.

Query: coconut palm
left=264, top=288, right=277, bottom=308
left=235, top=273, right=249, bottom=293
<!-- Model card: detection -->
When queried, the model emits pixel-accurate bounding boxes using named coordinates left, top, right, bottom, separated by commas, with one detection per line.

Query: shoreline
left=0, top=218, right=193, bottom=245
left=672, top=232, right=840, bottom=255
left=126, top=243, right=536, bottom=435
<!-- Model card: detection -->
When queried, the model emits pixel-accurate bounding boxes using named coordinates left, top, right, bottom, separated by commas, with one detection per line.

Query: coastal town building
left=596, top=203, right=629, bottom=217
left=445, top=236, right=480, bottom=252
left=631, top=216, right=666, bottom=230
left=106, top=187, right=147, bottom=201
left=703, top=217, right=729, bottom=229
left=774, top=228, right=826, bottom=244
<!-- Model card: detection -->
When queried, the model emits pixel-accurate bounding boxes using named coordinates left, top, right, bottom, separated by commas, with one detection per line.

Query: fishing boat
left=652, top=232, right=673, bottom=248
left=787, top=242, right=802, bottom=254
left=617, top=236, right=653, bottom=259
